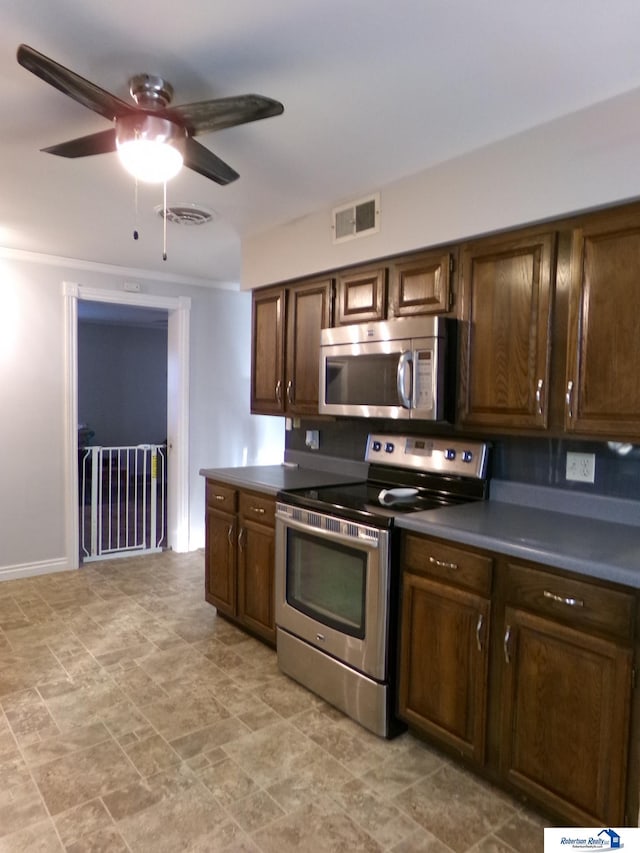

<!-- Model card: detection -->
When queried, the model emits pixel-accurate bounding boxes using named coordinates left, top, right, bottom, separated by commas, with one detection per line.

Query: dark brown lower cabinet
left=501, top=606, right=632, bottom=826
left=398, top=531, right=637, bottom=827
left=399, top=572, right=490, bottom=764
left=205, top=480, right=276, bottom=645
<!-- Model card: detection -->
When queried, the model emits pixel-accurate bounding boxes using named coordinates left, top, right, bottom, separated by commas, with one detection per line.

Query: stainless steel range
left=275, top=432, right=489, bottom=737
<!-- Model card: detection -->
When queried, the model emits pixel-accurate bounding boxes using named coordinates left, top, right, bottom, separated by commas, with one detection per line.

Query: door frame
left=63, top=282, right=191, bottom=568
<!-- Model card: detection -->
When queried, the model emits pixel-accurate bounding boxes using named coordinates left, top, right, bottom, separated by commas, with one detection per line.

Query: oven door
left=275, top=503, right=390, bottom=681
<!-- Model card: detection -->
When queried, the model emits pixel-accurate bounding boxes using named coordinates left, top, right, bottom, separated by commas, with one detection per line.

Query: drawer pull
left=214, top=494, right=226, bottom=502
left=543, top=589, right=584, bottom=608
left=475, top=613, right=484, bottom=652
left=503, top=624, right=511, bottom=664
left=429, top=556, right=458, bottom=570
left=250, top=506, right=266, bottom=515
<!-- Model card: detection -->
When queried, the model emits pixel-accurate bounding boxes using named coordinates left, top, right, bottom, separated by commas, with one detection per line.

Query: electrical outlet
left=305, top=430, right=320, bottom=450
left=566, top=451, right=596, bottom=483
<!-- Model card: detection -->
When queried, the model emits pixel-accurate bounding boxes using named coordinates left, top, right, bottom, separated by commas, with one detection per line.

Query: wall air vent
left=332, top=193, right=380, bottom=244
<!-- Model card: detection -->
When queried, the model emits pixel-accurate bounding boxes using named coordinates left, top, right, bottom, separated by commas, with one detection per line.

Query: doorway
left=77, top=301, right=168, bottom=561
left=63, top=282, right=191, bottom=569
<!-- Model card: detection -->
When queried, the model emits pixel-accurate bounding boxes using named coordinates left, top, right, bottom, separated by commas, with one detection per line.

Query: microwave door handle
left=397, top=350, right=413, bottom=408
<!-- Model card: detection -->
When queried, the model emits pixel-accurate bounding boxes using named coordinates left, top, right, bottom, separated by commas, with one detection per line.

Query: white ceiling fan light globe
left=116, top=114, right=186, bottom=183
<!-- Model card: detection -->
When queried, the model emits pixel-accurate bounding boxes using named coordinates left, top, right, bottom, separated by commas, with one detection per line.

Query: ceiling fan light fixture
left=116, top=114, right=186, bottom=183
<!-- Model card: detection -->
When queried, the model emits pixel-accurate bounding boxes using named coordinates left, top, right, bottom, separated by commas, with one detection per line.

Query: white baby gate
left=79, top=444, right=166, bottom=561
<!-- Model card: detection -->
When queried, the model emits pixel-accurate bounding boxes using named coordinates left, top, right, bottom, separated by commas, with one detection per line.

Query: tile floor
left=0, top=550, right=549, bottom=852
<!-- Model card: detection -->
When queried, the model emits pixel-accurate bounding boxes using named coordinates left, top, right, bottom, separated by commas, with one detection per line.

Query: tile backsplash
left=286, top=419, right=640, bottom=501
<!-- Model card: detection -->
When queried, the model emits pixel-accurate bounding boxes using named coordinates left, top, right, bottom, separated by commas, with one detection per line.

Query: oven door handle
left=397, top=350, right=413, bottom=409
left=276, top=513, right=384, bottom=551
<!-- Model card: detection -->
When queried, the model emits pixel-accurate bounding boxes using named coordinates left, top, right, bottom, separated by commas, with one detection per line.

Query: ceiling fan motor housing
left=128, top=74, right=174, bottom=108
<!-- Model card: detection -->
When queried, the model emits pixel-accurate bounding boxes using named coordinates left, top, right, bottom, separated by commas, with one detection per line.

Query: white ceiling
left=4, top=0, right=640, bottom=286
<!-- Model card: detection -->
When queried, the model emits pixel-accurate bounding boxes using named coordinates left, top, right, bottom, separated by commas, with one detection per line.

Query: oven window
left=325, top=353, right=403, bottom=406
left=285, top=528, right=366, bottom=638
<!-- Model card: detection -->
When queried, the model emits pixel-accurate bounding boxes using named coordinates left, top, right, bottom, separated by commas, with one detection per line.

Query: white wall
left=0, top=254, right=284, bottom=579
left=242, top=86, right=640, bottom=288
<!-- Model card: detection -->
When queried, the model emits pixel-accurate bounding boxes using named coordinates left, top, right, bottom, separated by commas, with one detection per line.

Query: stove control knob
left=385, top=442, right=395, bottom=453
left=372, top=440, right=382, bottom=452
left=444, top=448, right=456, bottom=461
left=461, top=450, right=474, bottom=463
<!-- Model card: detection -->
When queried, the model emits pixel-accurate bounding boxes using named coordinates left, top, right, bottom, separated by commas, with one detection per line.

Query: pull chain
left=162, top=180, right=168, bottom=261
left=133, top=178, right=139, bottom=241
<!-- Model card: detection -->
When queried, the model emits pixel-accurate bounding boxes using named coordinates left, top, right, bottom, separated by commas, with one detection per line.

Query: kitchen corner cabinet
left=565, top=209, right=640, bottom=438
left=399, top=535, right=492, bottom=763
left=388, top=250, right=453, bottom=318
left=398, top=530, right=636, bottom=826
left=335, top=265, right=387, bottom=325
left=205, top=480, right=276, bottom=645
left=458, top=229, right=555, bottom=430
left=251, top=277, right=333, bottom=416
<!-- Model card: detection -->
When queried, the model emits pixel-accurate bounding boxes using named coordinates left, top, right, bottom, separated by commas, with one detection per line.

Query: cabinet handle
left=238, top=527, right=245, bottom=551
left=215, top=494, right=226, bottom=502
left=535, top=378, right=544, bottom=415
left=429, top=556, right=458, bottom=570
left=286, top=380, right=294, bottom=404
left=503, top=625, right=511, bottom=664
left=250, top=506, right=266, bottom=515
left=565, top=380, right=574, bottom=420
left=543, top=589, right=584, bottom=608
left=475, top=613, right=484, bottom=652
left=227, top=524, right=233, bottom=546
left=275, top=380, right=282, bottom=403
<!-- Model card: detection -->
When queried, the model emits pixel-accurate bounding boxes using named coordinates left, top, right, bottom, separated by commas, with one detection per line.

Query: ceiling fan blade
left=42, top=128, right=117, bottom=158
left=17, top=44, right=135, bottom=122
left=183, top=137, right=239, bottom=185
left=168, top=94, right=284, bottom=136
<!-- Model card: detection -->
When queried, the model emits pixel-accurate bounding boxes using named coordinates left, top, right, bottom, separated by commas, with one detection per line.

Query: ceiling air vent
left=332, top=193, right=380, bottom=243
left=155, top=203, right=215, bottom=225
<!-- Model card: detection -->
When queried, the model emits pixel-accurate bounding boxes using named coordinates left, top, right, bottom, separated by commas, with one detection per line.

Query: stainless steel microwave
left=319, top=316, right=451, bottom=420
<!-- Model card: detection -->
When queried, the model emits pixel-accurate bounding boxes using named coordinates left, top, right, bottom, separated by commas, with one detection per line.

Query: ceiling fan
left=16, top=43, right=284, bottom=185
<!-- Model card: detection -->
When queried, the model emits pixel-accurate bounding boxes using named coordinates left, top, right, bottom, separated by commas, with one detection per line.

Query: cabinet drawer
left=206, top=480, right=237, bottom=511
left=239, top=491, right=276, bottom=526
left=506, top=562, right=635, bottom=642
left=402, top=534, right=493, bottom=595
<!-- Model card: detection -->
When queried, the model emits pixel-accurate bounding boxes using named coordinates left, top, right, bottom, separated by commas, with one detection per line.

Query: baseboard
left=0, top=558, right=75, bottom=582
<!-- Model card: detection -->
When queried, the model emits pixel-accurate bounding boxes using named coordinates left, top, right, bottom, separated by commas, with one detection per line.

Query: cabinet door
left=251, top=286, right=285, bottom=414
left=205, top=508, right=237, bottom=617
left=285, top=278, right=333, bottom=416
left=389, top=251, right=452, bottom=317
left=459, top=231, right=554, bottom=429
left=335, top=266, right=387, bottom=325
left=501, top=606, right=632, bottom=825
left=566, top=211, right=640, bottom=437
left=237, top=518, right=276, bottom=645
left=398, top=573, right=490, bottom=763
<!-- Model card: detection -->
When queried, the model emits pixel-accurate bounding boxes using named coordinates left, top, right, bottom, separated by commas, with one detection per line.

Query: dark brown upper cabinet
left=389, top=250, right=453, bottom=317
left=458, top=229, right=555, bottom=430
left=251, top=278, right=333, bottom=416
left=565, top=208, right=640, bottom=440
left=335, top=265, right=387, bottom=325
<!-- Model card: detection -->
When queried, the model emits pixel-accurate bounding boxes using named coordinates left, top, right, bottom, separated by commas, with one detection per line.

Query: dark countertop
left=396, top=498, right=640, bottom=589
left=199, top=463, right=365, bottom=496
